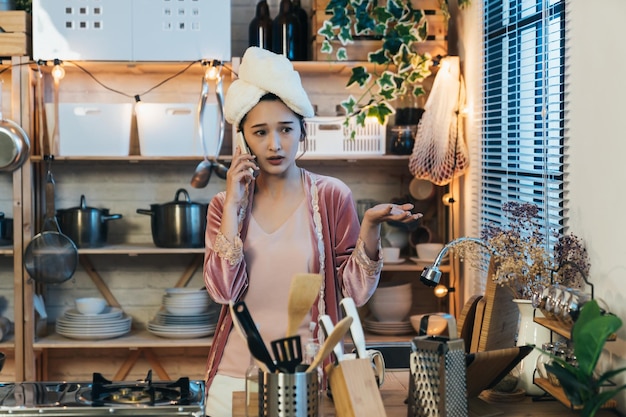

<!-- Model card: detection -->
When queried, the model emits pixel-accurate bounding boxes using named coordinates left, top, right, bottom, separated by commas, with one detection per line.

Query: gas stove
left=0, top=371, right=205, bottom=416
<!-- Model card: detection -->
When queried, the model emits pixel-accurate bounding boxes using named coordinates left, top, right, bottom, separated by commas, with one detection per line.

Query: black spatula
left=233, top=301, right=278, bottom=373
left=270, top=335, right=303, bottom=373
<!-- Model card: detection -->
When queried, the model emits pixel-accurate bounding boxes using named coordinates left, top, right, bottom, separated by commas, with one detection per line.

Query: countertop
left=233, top=371, right=623, bottom=417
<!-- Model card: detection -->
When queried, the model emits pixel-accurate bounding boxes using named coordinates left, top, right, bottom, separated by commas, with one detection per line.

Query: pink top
left=203, top=170, right=383, bottom=390
left=218, top=199, right=313, bottom=377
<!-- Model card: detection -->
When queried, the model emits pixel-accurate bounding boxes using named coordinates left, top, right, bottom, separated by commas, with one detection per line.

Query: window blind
left=480, top=0, right=566, bottom=248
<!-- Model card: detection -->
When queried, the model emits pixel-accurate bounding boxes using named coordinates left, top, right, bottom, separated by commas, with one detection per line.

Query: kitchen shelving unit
left=533, top=311, right=618, bottom=411
left=7, top=52, right=452, bottom=381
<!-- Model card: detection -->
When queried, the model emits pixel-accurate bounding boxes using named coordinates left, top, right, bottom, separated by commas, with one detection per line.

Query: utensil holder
left=408, top=314, right=468, bottom=417
left=259, top=368, right=318, bottom=417
left=325, top=358, right=387, bottom=417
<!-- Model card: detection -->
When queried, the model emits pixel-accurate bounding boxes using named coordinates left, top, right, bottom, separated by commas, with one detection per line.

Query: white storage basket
left=136, top=102, right=219, bottom=157
left=302, top=116, right=386, bottom=157
left=46, top=103, right=133, bottom=156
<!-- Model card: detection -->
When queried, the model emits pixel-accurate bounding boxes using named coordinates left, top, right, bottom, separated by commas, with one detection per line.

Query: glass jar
left=390, top=126, right=415, bottom=155
left=245, top=356, right=260, bottom=417
left=394, top=93, right=425, bottom=126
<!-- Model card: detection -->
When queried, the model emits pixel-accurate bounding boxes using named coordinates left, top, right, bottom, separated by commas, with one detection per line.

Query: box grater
left=408, top=314, right=468, bottom=417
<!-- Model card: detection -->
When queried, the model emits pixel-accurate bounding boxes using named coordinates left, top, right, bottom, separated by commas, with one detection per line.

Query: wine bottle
left=271, top=0, right=300, bottom=60
left=249, top=0, right=273, bottom=50
left=292, top=0, right=309, bottom=61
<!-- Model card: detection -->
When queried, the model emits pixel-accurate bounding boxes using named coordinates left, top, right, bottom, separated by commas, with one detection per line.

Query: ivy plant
left=318, top=0, right=434, bottom=131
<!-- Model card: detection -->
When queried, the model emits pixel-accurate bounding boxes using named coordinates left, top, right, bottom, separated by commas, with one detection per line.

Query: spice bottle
left=249, top=0, right=273, bottom=50
left=272, top=0, right=300, bottom=60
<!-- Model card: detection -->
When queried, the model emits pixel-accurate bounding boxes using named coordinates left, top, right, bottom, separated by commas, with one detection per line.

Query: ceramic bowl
left=370, top=282, right=413, bottom=322
left=410, top=314, right=449, bottom=336
left=382, top=247, right=401, bottom=262
left=75, top=297, right=107, bottom=315
left=415, top=243, right=445, bottom=261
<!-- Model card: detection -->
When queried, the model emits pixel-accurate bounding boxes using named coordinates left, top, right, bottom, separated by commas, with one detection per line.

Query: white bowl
left=369, top=283, right=412, bottom=322
left=415, top=243, right=444, bottom=261
left=165, top=304, right=209, bottom=316
left=382, top=247, right=401, bottom=262
left=410, top=314, right=449, bottom=336
left=75, top=297, right=107, bottom=315
left=369, top=299, right=412, bottom=322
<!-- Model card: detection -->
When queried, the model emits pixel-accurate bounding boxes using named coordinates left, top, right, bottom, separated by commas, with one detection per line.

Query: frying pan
left=0, top=80, right=31, bottom=172
left=24, top=160, right=78, bottom=284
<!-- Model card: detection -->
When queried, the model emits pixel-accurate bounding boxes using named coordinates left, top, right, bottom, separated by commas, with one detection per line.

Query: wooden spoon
left=306, top=316, right=353, bottom=373
left=286, top=273, right=323, bottom=337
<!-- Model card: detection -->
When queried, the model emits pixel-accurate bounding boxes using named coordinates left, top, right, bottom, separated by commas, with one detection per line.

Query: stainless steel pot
left=0, top=212, right=12, bottom=246
left=136, top=188, right=208, bottom=248
left=56, top=195, right=123, bottom=248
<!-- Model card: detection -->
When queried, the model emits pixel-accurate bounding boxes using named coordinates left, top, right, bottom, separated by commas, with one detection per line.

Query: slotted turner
left=270, top=335, right=303, bottom=373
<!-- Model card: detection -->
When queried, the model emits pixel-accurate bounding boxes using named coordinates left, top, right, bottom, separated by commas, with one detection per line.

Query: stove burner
left=83, top=371, right=191, bottom=407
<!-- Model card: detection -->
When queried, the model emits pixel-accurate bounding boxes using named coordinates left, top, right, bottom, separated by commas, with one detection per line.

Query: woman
left=203, top=47, right=421, bottom=416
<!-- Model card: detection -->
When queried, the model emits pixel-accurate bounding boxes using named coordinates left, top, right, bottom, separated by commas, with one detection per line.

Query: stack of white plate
left=363, top=317, right=414, bottom=335
left=56, top=307, right=132, bottom=340
left=161, top=288, right=213, bottom=315
left=147, top=288, right=219, bottom=339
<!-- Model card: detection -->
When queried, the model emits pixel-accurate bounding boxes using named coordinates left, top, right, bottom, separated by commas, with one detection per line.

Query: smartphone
left=236, top=132, right=258, bottom=177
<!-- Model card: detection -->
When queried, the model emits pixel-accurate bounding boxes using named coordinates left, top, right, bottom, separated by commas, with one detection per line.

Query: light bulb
left=52, top=59, right=65, bottom=80
left=434, top=284, right=449, bottom=298
left=206, top=65, right=219, bottom=81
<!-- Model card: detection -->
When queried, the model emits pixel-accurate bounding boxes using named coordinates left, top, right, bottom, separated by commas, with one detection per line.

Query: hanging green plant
left=318, top=0, right=434, bottom=131
left=13, top=0, right=31, bottom=13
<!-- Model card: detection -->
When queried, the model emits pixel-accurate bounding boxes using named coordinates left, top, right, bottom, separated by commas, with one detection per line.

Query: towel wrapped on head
left=225, top=47, right=315, bottom=129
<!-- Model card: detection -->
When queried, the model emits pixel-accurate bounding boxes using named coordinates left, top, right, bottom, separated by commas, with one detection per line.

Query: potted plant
left=317, top=0, right=435, bottom=130
left=317, top=0, right=472, bottom=132
left=544, top=299, right=626, bottom=417
left=13, top=0, right=30, bottom=12
left=452, top=202, right=589, bottom=300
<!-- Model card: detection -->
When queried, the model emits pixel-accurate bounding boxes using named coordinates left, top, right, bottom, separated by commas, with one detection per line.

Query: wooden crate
left=311, top=37, right=448, bottom=61
left=313, top=0, right=443, bottom=11
left=311, top=1, right=448, bottom=61
left=0, top=11, right=32, bottom=57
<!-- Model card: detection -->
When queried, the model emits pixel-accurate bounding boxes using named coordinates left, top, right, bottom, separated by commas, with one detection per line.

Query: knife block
left=326, top=358, right=387, bottom=417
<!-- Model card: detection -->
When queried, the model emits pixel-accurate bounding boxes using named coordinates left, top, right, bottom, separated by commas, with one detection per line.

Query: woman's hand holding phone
left=236, top=132, right=259, bottom=178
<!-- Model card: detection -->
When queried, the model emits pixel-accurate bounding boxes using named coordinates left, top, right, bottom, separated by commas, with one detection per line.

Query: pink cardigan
left=203, top=169, right=381, bottom=389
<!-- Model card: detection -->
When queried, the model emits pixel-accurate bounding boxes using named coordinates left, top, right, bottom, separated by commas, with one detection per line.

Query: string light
left=434, top=284, right=449, bottom=298
left=203, top=59, right=222, bottom=81
left=51, top=59, right=65, bottom=81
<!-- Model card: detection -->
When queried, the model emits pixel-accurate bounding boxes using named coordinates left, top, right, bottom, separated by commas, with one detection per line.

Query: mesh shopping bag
left=409, top=56, right=469, bottom=186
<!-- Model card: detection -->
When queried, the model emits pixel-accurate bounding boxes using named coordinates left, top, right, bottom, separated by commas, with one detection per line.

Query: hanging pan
left=0, top=80, right=31, bottom=172
left=24, top=161, right=78, bottom=284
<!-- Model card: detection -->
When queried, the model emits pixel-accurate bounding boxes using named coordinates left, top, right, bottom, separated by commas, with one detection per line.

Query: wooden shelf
left=0, top=246, right=13, bottom=255
left=382, top=259, right=451, bottom=272
left=29, top=154, right=410, bottom=163
left=534, top=377, right=617, bottom=410
left=76, top=243, right=205, bottom=255
left=33, top=329, right=213, bottom=349
left=534, top=317, right=571, bottom=339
